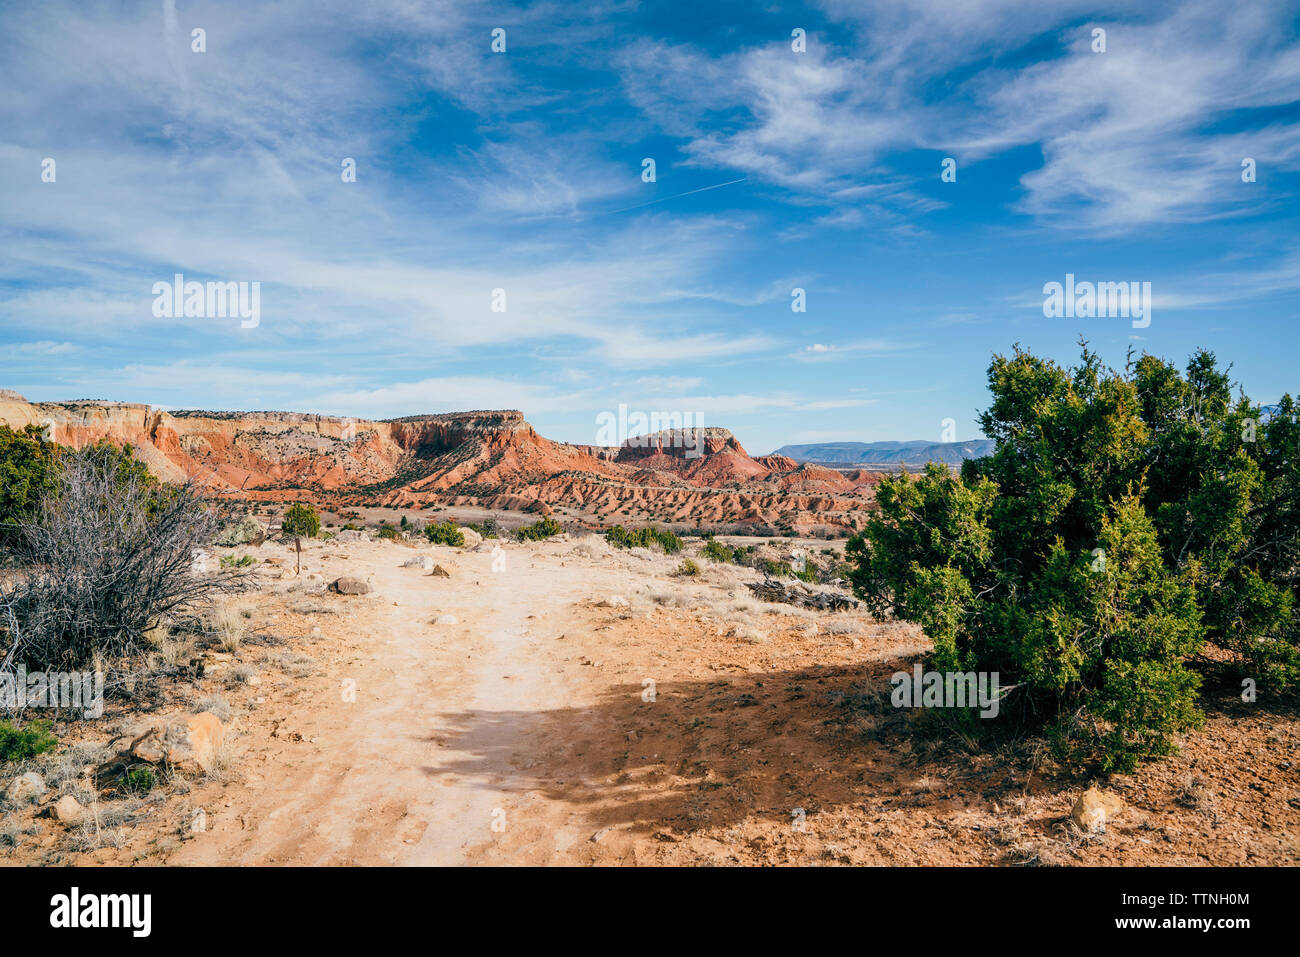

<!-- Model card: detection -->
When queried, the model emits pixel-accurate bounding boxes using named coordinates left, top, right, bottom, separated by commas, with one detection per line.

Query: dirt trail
left=150, top=536, right=1300, bottom=868
left=172, top=543, right=602, bottom=866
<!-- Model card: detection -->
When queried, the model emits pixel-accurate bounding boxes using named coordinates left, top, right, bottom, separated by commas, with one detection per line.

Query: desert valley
left=0, top=391, right=882, bottom=536
left=1, top=390, right=1295, bottom=868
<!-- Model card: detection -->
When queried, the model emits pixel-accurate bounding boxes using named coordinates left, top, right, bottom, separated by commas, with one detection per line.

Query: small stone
left=590, top=827, right=610, bottom=843
left=430, top=565, right=452, bottom=578
left=433, top=615, right=459, bottom=625
left=5, top=772, right=45, bottom=803
left=53, top=795, right=85, bottom=825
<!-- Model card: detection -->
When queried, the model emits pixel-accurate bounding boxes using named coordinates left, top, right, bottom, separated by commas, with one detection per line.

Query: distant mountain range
left=771, top=439, right=995, bottom=468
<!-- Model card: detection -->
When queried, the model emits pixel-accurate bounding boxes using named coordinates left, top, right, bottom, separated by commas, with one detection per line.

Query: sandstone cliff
left=0, top=392, right=875, bottom=532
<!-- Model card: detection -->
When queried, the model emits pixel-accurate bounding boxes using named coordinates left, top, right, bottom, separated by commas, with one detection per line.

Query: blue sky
left=1, top=0, right=1298, bottom=454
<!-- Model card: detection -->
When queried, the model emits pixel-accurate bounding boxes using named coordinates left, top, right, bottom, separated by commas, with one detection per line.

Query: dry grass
left=199, top=741, right=236, bottom=786
left=570, top=539, right=614, bottom=562
left=289, top=600, right=336, bottom=615
left=0, top=813, right=44, bottom=849
left=645, top=587, right=697, bottom=609
left=67, top=798, right=144, bottom=853
left=42, top=741, right=114, bottom=794
left=268, top=651, right=317, bottom=678
left=720, top=623, right=769, bottom=644
left=211, top=601, right=254, bottom=653
left=1174, top=775, right=1214, bottom=811
left=147, top=623, right=195, bottom=668
left=191, top=693, right=232, bottom=721
left=223, top=664, right=258, bottom=689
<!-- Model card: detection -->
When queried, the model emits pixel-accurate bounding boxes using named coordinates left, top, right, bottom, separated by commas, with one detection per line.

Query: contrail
left=600, top=177, right=748, bottom=216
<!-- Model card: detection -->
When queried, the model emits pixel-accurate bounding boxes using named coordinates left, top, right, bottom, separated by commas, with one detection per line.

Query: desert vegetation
left=848, top=345, right=1299, bottom=771
left=0, top=427, right=257, bottom=859
left=516, top=517, right=563, bottom=541
left=281, top=503, right=320, bottom=538
left=605, top=524, right=683, bottom=553
left=424, top=519, right=465, bottom=547
left=1, top=437, right=240, bottom=684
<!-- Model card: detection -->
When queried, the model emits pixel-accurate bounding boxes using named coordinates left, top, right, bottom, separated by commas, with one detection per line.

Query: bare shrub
left=68, top=799, right=142, bottom=853
left=0, top=445, right=245, bottom=694
left=43, top=741, right=114, bottom=792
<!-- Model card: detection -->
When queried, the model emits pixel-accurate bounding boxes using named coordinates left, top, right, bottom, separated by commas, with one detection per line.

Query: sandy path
left=30, top=535, right=1294, bottom=868
left=172, top=542, right=600, bottom=866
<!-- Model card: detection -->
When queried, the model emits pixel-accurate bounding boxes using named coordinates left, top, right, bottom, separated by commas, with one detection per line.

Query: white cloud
left=633, top=375, right=705, bottom=392
left=619, top=0, right=1300, bottom=234
left=0, top=340, right=79, bottom=360
left=305, top=376, right=591, bottom=418
left=625, top=391, right=877, bottom=416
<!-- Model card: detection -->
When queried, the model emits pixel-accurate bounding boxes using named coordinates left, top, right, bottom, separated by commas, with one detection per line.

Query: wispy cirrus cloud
left=619, top=0, right=1300, bottom=234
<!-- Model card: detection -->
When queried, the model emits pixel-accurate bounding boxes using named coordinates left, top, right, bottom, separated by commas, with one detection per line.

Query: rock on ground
left=332, top=576, right=372, bottom=594
left=5, top=771, right=45, bottom=803
left=130, top=711, right=225, bottom=774
left=53, top=795, right=85, bottom=825
left=1071, top=786, right=1124, bottom=833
